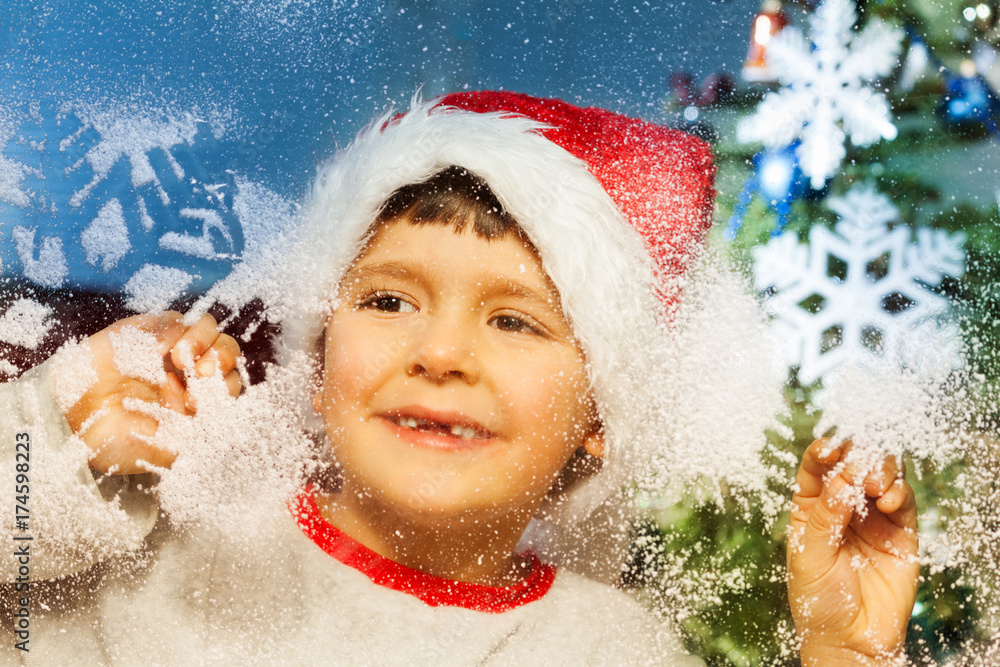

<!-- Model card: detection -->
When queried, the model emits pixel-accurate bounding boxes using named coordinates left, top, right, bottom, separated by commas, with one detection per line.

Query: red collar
left=289, top=487, right=556, bottom=613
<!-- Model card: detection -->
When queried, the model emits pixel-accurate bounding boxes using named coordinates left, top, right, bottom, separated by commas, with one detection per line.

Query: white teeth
left=395, top=416, right=482, bottom=439
left=450, top=424, right=479, bottom=439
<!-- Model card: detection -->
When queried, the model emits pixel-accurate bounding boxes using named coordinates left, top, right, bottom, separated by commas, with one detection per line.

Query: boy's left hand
left=787, top=438, right=919, bottom=666
left=61, top=312, right=242, bottom=474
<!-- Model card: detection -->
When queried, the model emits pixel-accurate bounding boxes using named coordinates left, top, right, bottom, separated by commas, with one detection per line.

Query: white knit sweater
left=0, top=364, right=703, bottom=666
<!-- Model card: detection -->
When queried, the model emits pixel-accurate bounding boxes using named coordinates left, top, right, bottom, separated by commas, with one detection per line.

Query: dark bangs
left=374, top=165, right=521, bottom=239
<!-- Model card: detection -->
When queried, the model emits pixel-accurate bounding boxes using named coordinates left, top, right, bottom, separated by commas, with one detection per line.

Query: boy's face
left=315, top=219, right=600, bottom=528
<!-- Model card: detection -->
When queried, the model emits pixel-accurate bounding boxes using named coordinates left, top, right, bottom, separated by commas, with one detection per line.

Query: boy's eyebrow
left=478, top=275, right=561, bottom=309
left=343, top=261, right=419, bottom=283
left=347, top=260, right=562, bottom=310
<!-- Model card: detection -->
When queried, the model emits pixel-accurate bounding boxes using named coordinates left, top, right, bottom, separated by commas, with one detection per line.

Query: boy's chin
left=389, top=493, right=526, bottom=525
left=357, top=486, right=539, bottom=533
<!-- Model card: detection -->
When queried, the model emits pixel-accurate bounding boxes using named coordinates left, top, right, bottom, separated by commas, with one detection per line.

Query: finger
left=83, top=407, right=177, bottom=474
left=791, top=469, right=859, bottom=575
left=223, top=368, right=243, bottom=398
left=795, top=438, right=846, bottom=499
left=147, top=311, right=187, bottom=356
left=160, top=372, right=191, bottom=415
left=184, top=388, right=197, bottom=413
left=874, top=479, right=906, bottom=514
left=169, top=313, right=221, bottom=375
left=195, top=333, right=242, bottom=378
left=861, top=454, right=903, bottom=498
left=876, top=478, right=918, bottom=531
left=182, top=367, right=243, bottom=412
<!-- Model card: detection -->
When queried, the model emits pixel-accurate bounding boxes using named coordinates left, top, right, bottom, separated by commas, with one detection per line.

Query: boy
left=2, top=92, right=917, bottom=664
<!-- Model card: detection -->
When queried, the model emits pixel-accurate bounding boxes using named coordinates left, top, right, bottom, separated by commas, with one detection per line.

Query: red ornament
left=743, top=0, right=790, bottom=83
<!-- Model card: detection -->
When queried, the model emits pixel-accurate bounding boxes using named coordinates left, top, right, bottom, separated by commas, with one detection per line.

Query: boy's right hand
left=61, top=312, right=242, bottom=475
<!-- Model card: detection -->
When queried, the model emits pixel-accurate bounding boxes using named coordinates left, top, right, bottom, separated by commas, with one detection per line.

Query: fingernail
left=157, top=336, right=173, bottom=357
left=154, top=317, right=179, bottom=355
left=197, top=358, right=216, bottom=376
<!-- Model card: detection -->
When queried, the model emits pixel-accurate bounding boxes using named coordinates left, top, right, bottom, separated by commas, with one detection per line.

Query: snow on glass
left=0, top=98, right=305, bottom=528
left=0, top=101, right=239, bottom=300
left=0, top=7, right=997, bottom=661
left=737, top=0, right=903, bottom=189
left=0, top=103, right=993, bottom=661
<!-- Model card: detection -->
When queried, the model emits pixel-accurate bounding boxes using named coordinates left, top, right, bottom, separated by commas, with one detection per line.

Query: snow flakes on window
left=657, top=252, right=789, bottom=501
left=813, top=357, right=964, bottom=468
left=0, top=97, right=299, bottom=354
left=0, top=115, right=33, bottom=209
left=0, top=100, right=247, bottom=298
left=108, top=326, right=168, bottom=386
left=753, top=185, right=966, bottom=385
left=65, top=109, right=188, bottom=207
left=737, top=0, right=903, bottom=189
left=11, top=225, right=68, bottom=288
left=187, top=177, right=298, bottom=323
left=0, top=298, right=53, bottom=350
left=49, top=338, right=98, bottom=413
left=81, top=199, right=130, bottom=271
left=123, top=265, right=196, bottom=314
left=153, top=354, right=316, bottom=534
left=158, top=208, right=235, bottom=260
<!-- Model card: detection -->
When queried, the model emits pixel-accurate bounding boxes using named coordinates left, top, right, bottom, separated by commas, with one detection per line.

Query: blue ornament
left=754, top=144, right=807, bottom=206
left=725, top=142, right=832, bottom=240
left=941, top=70, right=1000, bottom=126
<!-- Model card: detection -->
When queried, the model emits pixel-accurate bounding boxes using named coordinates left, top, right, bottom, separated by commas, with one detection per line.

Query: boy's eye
left=360, top=292, right=417, bottom=314
left=490, top=314, right=542, bottom=335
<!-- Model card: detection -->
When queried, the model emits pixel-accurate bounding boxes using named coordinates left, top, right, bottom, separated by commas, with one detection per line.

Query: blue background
left=0, top=0, right=759, bottom=290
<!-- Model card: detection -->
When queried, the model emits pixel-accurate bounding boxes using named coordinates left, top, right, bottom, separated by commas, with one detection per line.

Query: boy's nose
left=405, top=310, right=479, bottom=384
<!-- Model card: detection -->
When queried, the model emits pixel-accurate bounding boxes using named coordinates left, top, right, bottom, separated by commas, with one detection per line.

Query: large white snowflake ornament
left=753, top=185, right=966, bottom=384
left=738, top=0, right=903, bottom=189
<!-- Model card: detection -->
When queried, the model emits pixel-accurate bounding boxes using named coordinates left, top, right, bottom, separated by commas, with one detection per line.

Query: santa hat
left=281, top=91, right=715, bottom=526
left=438, top=91, right=715, bottom=296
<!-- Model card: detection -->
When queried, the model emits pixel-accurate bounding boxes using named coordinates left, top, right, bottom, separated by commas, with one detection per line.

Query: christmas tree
left=651, top=0, right=1000, bottom=663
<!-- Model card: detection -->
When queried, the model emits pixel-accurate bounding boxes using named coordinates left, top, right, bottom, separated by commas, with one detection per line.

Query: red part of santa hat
left=438, top=91, right=716, bottom=293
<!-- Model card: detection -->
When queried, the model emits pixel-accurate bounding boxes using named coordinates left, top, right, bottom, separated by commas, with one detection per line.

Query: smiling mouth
left=389, top=415, right=492, bottom=440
